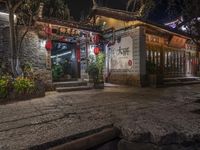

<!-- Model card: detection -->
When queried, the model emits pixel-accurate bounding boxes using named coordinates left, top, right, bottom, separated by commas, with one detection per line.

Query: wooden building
left=1, top=6, right=200, bottom=88
left=90, top=6, right=200, bottom=86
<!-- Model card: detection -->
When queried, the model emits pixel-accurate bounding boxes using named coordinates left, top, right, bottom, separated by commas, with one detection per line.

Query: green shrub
left=52, top=64, right=63, bottom=80
left=86, top=62, right=99, bottom=83
left=0, top=75, right=12, bottom=98
left=96, top=52, right=105, bottom=82
left=13, top=77, right=35, bottom=94
left=22, top=63, right=34, bottom=79
left=86, top=53, right=105, bottom=84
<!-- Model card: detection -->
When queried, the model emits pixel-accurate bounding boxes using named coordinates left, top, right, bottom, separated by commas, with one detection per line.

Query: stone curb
left=49, top=127, right=119, bottom=150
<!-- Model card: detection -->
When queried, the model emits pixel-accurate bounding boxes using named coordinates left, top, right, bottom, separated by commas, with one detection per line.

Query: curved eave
left=91, top=6, right=139, bottom=21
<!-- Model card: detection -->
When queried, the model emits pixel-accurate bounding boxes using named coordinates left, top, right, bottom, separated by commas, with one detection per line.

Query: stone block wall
left=105, top=27, right=147, bottom=87
left=0, top=27, right=10, bottom=68
left=20, top=30, right=52, bottom=87
left=108, top=73, right=141, bottom=86
left=0, top=27, right=52, bottom=88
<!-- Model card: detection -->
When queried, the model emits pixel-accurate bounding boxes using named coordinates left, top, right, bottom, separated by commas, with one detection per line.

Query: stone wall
left=0, top=27, right=10, bottom=68
left=0, top=27, right=52, bottom=88
left=105, top=27, right=147, bottom=87
left=20, top=30, right=52, bottom=87
left=108, top=73, right=142, bottom=86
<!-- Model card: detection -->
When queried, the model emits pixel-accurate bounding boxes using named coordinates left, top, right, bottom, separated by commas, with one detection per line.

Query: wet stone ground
left=0, top=85, right=200, bottom=150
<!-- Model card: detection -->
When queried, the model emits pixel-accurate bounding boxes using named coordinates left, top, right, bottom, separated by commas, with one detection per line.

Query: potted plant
left=86, top=53, right=105, bottom=89
left=52, top=64, right=64, bottom=81
left=146, top=61, right=163, bottom=87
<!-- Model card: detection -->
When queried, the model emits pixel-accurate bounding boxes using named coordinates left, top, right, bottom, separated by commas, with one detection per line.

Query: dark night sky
left=0, top=0, right=179, bottom=24
left=68, top=0, right=176, bottom=23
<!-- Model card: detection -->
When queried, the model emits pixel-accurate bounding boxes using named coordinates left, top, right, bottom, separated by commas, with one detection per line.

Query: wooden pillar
left=160, top=46, right=164, bottom=76
left=184, top=52, right=186, bottom=75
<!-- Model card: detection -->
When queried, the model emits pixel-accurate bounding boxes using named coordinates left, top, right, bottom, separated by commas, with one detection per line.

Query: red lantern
left=94, top=47, right=100, bottom=55
left=45, top=40, right=52, bottom=51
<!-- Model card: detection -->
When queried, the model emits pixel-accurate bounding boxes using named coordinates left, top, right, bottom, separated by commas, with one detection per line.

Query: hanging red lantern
left=45, top=40, right=52, bottom=51
left=94, top=47, right=100, bottom=55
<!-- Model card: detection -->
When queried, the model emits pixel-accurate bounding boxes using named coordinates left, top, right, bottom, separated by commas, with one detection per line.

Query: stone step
left=164, top=80, right=200, bottom=87
left=56, top=86, right=91, bottom=92
left=53, top=81, right=88, bottom=88
left=29, top=126, right=118, bottom=150
left=164, top=77, right=200, bottom=82
left=163, top=77, right=200, bottom=87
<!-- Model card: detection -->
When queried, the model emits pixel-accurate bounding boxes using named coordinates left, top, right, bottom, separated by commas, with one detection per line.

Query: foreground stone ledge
left=118, top=139, right=200, bottom=150
left=0, top=85, right=200, bottom=150
left=49, top=127, right=119, bottom=150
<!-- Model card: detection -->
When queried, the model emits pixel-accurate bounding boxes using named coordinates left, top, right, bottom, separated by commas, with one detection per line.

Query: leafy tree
left=43, top=0, right=70, bottom=20
left=126, top=0, right=155, bottom=18
left=0, top=0, right=41, bottom=76
left=168, top=0, right=200, bottom=46
left=0, top=0, right=70, bottom=76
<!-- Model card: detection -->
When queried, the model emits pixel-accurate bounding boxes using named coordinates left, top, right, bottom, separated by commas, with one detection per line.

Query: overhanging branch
left=13, top=0, right=23, bottom=12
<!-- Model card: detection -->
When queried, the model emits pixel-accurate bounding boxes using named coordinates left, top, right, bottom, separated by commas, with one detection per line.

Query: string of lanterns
left=43, top=24, right=102, bottom=56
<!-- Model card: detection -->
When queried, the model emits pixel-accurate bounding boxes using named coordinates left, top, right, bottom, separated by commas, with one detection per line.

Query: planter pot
left=148, top=74, right=163, bottom=87
left=94, top=82, right=104, bottom=89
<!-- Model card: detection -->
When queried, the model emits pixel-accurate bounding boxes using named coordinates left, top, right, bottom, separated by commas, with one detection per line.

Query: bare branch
left=13, top=0, right=24, bottom=12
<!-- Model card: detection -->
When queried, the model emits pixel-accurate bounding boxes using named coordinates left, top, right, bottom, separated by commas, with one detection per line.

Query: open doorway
left=51, top=41, right=80, bottom=82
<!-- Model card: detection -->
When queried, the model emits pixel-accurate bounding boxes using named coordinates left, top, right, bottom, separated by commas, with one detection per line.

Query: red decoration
left=59, top=36, right=65, bottom=42
left=128, top=60, right=133, bottom=66
left=93, top=34, right=100, bottom=44
left=44, top=26, right=52, bottom=36
left=76, top=48, right=81, bottom=62
left=94, top=47, right=100, bottom=55
left=45, top=40, right=52, bottom=51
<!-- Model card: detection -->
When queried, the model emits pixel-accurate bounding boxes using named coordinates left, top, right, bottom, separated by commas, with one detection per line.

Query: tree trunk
left=92, top=0, right=97, bottom=7
left=9, top=10, right=18, bottom=77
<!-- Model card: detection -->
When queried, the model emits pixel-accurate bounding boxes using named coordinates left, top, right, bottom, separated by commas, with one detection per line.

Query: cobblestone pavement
left=0, top=85, right=200, bottom=150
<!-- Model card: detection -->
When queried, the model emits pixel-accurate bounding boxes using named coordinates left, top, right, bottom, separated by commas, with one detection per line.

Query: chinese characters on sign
left=110, top=36, right=133, bottom=70
left=112, top=46, right=130, bottom=57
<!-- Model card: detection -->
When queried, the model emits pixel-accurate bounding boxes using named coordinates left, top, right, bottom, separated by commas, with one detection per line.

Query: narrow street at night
left=1, top=0, right=200, bottom=149
left=0, top=85, right=200, bottom=149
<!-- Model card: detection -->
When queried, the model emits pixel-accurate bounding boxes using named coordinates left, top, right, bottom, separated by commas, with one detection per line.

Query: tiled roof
left=91, top=6, right=139, bottom=21
left=91, top=6, right=191, bottom=39
left=37, top=17, right=102, bottom=33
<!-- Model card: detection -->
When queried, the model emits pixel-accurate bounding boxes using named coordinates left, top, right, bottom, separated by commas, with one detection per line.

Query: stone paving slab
left=0, top=86, right=200, bottom=149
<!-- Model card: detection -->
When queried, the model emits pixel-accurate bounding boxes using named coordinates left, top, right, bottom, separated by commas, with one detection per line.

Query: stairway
left=53, top=81, right=91, bottom=92
left=164, top=77, right=200, bottom=87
